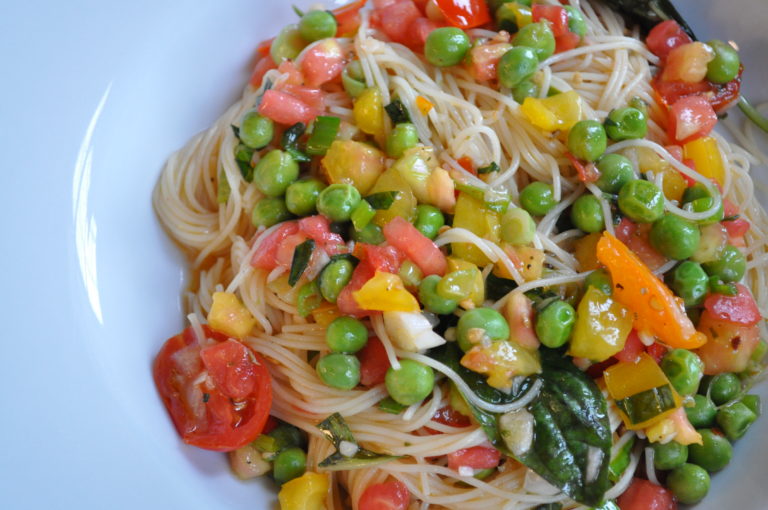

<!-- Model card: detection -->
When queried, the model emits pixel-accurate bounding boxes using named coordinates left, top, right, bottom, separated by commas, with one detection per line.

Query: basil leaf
left=281, top=122, right=310, bottom=162
left=288, top=239, right=314, bottom=286
left=316, top=413, right=402, bottom=471
left=485, top=272, right=517, bottom=301
left=600, top=0, right=694, bottom=37
left=477, top=162, right=500, bottom=174
left=378, top=397, right=407, bottom=415
left=384, top=99, right=411, bottom=124
left=365, top=191, right=399, bottom=210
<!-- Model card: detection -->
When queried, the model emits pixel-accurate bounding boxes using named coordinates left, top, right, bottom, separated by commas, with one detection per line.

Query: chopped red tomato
left=618, top=478, right=676, bottom=510
left=614, top=218, right=668, bottom=271
left=614, top=330, right=644, bottom=363
left=153, top=326, right=272, bottom=452
left=334, top=0, right=367, bottom=37
left=249, top=57, right=277, bottom=88
left=724, top=217, right=750, bottom=239
left=383, top=216, right=447, bottom=276
left=457, top=156, right=476, bottom=175
left=435, top=0, right=490, bottom=29
left=360, top=244, right=406, bottom=273
left=358, top=480, right=410, bottom=510
left=708, top=71, right=742, bottom=112
left=337, top=259, right=377, bottom=316
left=251, top=222, right=300, bottom=270
left=431, top=405, right=471, bottom=427
left=258, top=89, right=319, bottom=125
left=298, top=215, right=346, bottom=254
left=667, top=94, right=718, bottom=144
left=646, top=20, right=692, bottom=60
left=358, top=337, right=391, bottom=386
left=555, top=31, right=581, bottom=53
left=469, top=40, right=510, bottom=81
left=376, top=0, right=423, bottom=45
left=566, top=152, right=599, bottom=183
left=300, top=39, right=345, bottom=88
left=696, top=309, right=761, bottom=374
left=652, top=77, right=711, bottom=109
left=646, top=342, right=668, bottom=364
left=410, top=17, right=443, bottom=51
left=274, top=232, right=308, bottom=269
left=281, top=84, right=326, bottom=112
left=703, top=283, right=762, bottom=326
left=532, top=5, right=569, bottom=37
left=447, top=445, right=501, bottom=472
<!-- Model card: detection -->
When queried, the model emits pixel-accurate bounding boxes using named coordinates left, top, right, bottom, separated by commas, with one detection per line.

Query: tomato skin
left=703, top=283, right=762, bottom=326
left=618, top=478, right=676, bottom=510
left=532, top=5, right=569, bottom=37
left=251, top=222, right=300, bottom=270
left=447, top=445, right=501, bottom=471
left=300, top=39, right=346, bottom=88
left=566, top=152, right=599, bottom=183
left=646, top=20, right=692, bottom=60
left=383, top=216, right=447, bottom=276
left=359, top=480, right=410, bottom=510
left=667, top=94, right=718, bottom=144
left=153, top=326, right=272, bottom=452
left=358, top=337, right=391, bottom=386
left=646, top=342, right=668, bottom=364
left=410, top=17, right=443, bottom=51
left=435, top=0, right=490, bottom=29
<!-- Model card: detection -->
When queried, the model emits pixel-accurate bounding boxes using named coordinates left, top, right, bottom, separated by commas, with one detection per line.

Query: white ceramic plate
left=1, top=1, right=766, bottom=508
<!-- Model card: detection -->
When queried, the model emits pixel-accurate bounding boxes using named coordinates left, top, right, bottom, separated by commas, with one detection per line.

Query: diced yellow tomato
left=635, top=147, right=687, bottom=202
left=321, top=140, right=385, bottom=195
left=596, top=233, right=707, bottom=349
left=646, top=408, right=702, bottom=445
left=426, top=167, right=456, bottom=213
left=461, top=340, right=541, bottom=391
left=520, top=90, right=582, bottom=132
left=392, top=146, right=437, bottom=203
left=451, top=192, right=501, bottom=266
left=447, top=257, right=485, bottom=306
left=661, top=42, right=714, bottom=83
left=659, top=166, right=687, bottom=203
left=683, top=136, right=725, bottom=187
left=695, top=310, right=761, bottom=375
left=369, top=167, right=417, bottom=226
left=278, top=471, right=329, bottom=510
left=496, top=245, right=544, bottom=281
left=569, top=287, right=633, bottom=361
left=353, top=271, right=420, bottom=312
left=207, top=292, right=257, bottom=339
left=573, top=232, right=601, bottom=272
left=353, top=87, right=386, bottom=141
left=311, top=303, right=342, bottom=327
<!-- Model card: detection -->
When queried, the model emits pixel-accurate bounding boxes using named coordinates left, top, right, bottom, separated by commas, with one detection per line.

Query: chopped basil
left=316, top=413, right=402, bottom=471
left=365, top=191, right=399, bottom=210
left=288, top=239, right=315, bottom=286
left=384, top=99, right=411, bottom=124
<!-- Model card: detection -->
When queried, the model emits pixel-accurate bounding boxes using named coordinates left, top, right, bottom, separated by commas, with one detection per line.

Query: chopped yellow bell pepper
left=447, top=257, right=484, bottom=306
left=207, top=292, right=257, bottom=339
left=461, top=340, right=541, bottom=391
left=369, top=167, right=417, bottom=226
left=451, top=192, right=501, bottom=266
left=321, top=140, right=385, bottom=195
left=354, top=87, right=385, bottom=141
left=596, top=233, right=707, bottom=349
left=278, top=471, right=329, bottom=510
left=573, top=232, right=601, bottom=272
left=353, top=271, right=420, bottom=312
left=683, top=136, right=725, bottom=187
left=568, top=287, right=633, bottom=361
left=311, top=303, right=342, bottom=327
left=520, top=90, right=582, bottom=132
left=604, top=353, right=682, bottom=430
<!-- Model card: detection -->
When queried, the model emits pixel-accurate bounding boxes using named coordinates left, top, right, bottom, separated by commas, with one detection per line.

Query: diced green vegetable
left=306, top=116, right=341, bottom=156
left=316, top=413, right=402, bottom=470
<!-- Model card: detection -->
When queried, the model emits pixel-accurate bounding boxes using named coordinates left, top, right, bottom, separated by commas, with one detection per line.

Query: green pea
left=585, top=269, right=612, bottom=295
left=596, top=154, right=634, bottom=194
left=652, top=440, right=688, bottom=470
left=604, top=107, right=647, bottom=141
left=567, top=120, right=607, bottom=162
left=437, top=270, right=475, bottom=301
left=457, top=307, right=510, bottom=352
left=298, top=10, right=337, bottom=42
left=512, top=21, right=555, bottom=62
left=414, top=204, right=445, bottom=240
left=273, top=447, right=307, bottom=484
left=342, top=61, right=366, bottom=98
left=685, top=394, right=717, bottom=428
left=316, top=353, right=361, bottom=390
left=317, top=183, right=362, bottom=222
left=688, top=429, right=732, bottom=472
left=351, top=222, right=385, bottom=244
left=271, top=24, right=306, bottom=64
left=661, top=349, right=704, bottom=396
left=285, top=178, right=326, bottom=216
left=253, top=150, right=300, bottom=197
left=239, top=110, right=274, bottom=149
left=650, top=214, right=700, bottom=260
left=386, top=123, right=419, bottom=158
left=398, top=260, right=423, bottom=289
left=666, top=463, right=710, bottom=504
left=520, top=181, right=556, bottom=216
left=670, top=261, right=708, bottom=307
left=535, top=300, right=576, bottom=348
left=251, top=196, right=292, bottom=228
left=740, top=394, right=761, bottom=417
left=716, top=401, right=757, bottom=441
left=497, top=46, right=539, bottom=89
left=501, top=207, right=536, bottom=244
left=683, top=196, right=724, bottom=225
left=385, top=359, right=435, bottom=405
left=326, top=316, right=368, bottom=353
left=268, top=423, right=307, bottom=451
left=570, top=195, right=605, bottom=233
left=704, top=373, right=741, bottom=405
left=706, top=40, right=740, bottom=84
left=424, top=27, right=471, bottom=67
left=512, top=79, right=540, bottom=104
left=564, top=6, right=586, bottom=38
left=319, top=258, right=354, bottom=303
left=418, top=275, right=458, bottom=315
left=617, top=179, right=665, bottom=223
left=702, top=245, right=746, bottom=283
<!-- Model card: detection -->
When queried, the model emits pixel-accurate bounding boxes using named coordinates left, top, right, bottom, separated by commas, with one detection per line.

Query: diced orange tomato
left=434, top=0, right=490, bottom=29
left=696, top=309, right=761, bottom=375
left=661, top=42, right=713, bottom=83
left=416, top=95, right=434, bottom=115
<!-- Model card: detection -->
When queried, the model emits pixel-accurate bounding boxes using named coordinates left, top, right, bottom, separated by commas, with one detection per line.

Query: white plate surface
left=1, top=1, right=766, bottom=508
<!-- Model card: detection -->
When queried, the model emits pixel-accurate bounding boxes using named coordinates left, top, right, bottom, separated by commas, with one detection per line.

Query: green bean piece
left=457, top=307, right=510, bottom=352
left=414, top=204, right=445, bottom=240
left=519, top=181, right=556, bottom=216
left=702, top=245, right=746, bottom=283
left=666, top=463, right=710, bottom=505
left=299, top=10, right=337, bottom=42
left=425, top=27, right=471, bottom=67
left=273, top=447, right=307, bottom=484
left=716, top=401, right=757, bottom=441
left=239, top=111, right=275, bottom=149
left=595, top=154, right=634, bottom=194
left=319, top=258, right=354, bottom=303
left=317, top=183, right=362, bottom=222
left=418, top=274, right=458, bottom=315
left=706, top=40, right=740, bottom=84
left=497, top=46, right=539, bottom=89
left=650, top=214, right=700, bottom=260
left=385, top=359, right=435, bottom=405
left=326, top=316, right=368, bottom=354
left=604, top=107, right=648, bottom=141
left=652, top=440, right=688, bottom=470
left=740, top=394, right=761, bottom=417
left=512, top=21, right=555, bottom=62
left=688, top=429, right=732, bottom=472
left=342, top=61, right=366, bottom=98
left=534, top=299, right=576, bottom=348
left=570, top=194, right=605, bottom=233
left=617, top=179, right=665, bottom=223
left=685, top=394, right=717, bottom=428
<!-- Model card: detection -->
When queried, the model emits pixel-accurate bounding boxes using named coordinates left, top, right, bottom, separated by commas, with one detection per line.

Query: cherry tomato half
left=435, top=0, right=490, bottom=29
